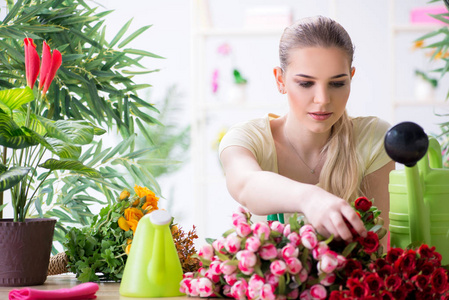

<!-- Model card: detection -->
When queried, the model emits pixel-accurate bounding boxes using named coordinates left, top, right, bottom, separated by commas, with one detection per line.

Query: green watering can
left=385, top=122, right=449, bottom=264
left=119, top=210, right=184, bottom=298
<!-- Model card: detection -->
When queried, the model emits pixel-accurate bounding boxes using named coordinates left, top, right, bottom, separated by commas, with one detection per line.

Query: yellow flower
left=118, top=216, right=130, bottom=231
left=125, top=239, right=132, bottom=255
left=134, top=185, right=154, bottom=199
left=142, top=193, right=159, bottom=213
left=124, top=207, right=144, bottom=233
left=119, top=190, right=130, bottom=201
left=412, top=40, right=424, bottom=50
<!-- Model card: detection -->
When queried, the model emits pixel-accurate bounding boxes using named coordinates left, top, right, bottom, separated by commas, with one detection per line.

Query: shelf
left=196, top=27, right=284, bottom=37
left=393, top=23, right=443, bottom=33
left=394, top=99, right=449, bottom=107
left=202, top=101, right=288, bottom=111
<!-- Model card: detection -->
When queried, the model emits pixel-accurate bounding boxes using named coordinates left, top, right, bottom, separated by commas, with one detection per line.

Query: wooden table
left=0, top=274, right=192, bottom=300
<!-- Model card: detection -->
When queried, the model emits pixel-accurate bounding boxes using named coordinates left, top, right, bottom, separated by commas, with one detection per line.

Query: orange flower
left=134, top=185, right=154, bottom=198
left=124, top=207, right=144, bottom=233
left=119, top=190, right=130, bottom=201
left=125, top=239, right=132, bottom=255
left=412, top=40, right=424, bottom=50
left=118, top=216, right=130, bottom=231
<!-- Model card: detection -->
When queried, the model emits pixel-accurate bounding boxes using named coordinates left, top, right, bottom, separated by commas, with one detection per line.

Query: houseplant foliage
left=0, top=0, right=171, bottom=249
left=0, top=38, right=103, bottom=222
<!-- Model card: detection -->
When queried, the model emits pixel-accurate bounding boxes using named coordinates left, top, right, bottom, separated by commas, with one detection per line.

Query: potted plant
left=0, top=38, right=103, bottom=287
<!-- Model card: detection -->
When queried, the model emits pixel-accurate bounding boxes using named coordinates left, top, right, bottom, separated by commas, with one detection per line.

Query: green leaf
left=342, top=241, right=358, bottom=257
left=0, top=87, right=34, bottom=114
left=0, top=112, right=38, bottom=149
left=122, top=48, right=165, bottom=59
left=2, top=0, right=23, bottom=24
left=38, top=158, right=102, bottom=178
left=38, top=118, right=95, bottom=145
left=0, top=203, right=7, bottom=212
left=0, top=166, right=31, bottom=192
left=109, top=18, right=133, bottom=48
left=118, top=25, right=152, bottom=48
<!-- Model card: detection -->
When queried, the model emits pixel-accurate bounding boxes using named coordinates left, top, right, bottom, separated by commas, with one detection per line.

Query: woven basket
left=47, top=252, right=69, bottom=276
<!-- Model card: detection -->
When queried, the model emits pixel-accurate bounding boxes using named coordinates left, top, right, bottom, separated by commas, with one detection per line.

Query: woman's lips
left=309, top=112, right=333, bottom=121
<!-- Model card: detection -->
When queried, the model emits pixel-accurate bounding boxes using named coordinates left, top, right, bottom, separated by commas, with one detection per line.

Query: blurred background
left=3, top=0, right=448, bottom=244
left=101, top=0, right=449, bottom=242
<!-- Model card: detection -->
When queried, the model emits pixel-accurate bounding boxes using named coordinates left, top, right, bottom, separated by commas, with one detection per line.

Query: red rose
left=378, top=265, right=394, bottom=278
left=392, top=286, right=409, bottom=300
left=420, top=262, right=435, bottom=276
left=430, top=267, right=449, bottom=294
left=412, top=274, right=430, bottom=291
left=379, top=290, right=394, bottom=300
left=354, top=196, right=372, bottom=212
left=365, top=273, right=383, bottom=294
left=385, top=247, right=404, bottom=264
left=361, top=231, right=379, bottom=254
left=328, top=291, right=343, bottom=300
left=418, top=244, right=436, bottom=259
left=344, top=259, right=363, bottom=277
left=395, top=249, right=417, bottom=273
left=347, top=278, right=368, bottom=298
left=385, top=274, right=402, bottom=290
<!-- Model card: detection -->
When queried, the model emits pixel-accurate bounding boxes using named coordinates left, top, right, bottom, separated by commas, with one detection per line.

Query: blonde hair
left=279, top=16, right=363, bottom=202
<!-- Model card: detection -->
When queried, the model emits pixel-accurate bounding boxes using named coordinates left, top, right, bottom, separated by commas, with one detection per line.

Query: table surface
left=0, top=274, right=194, bottom=300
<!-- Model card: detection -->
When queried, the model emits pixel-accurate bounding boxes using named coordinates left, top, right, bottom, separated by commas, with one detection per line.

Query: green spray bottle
left=119, top=210, right=185, bottom=297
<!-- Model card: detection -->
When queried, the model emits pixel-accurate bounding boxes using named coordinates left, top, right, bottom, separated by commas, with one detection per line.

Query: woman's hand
left=301, top=189, right=367, bottom=242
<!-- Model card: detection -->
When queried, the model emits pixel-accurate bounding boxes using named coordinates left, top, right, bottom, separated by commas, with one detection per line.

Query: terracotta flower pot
left=0, top=218, right=56, bottom=286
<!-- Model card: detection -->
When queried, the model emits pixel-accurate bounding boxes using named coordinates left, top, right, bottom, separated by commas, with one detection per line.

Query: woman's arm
left=362, top=160, right=396, bottom=250
left=220, top=145, right=367, bottom=242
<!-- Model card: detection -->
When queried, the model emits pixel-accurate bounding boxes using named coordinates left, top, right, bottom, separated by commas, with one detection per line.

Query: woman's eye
left=330, top=81, right=346, bottom=88
left=298, top=81, right=314, bottom=88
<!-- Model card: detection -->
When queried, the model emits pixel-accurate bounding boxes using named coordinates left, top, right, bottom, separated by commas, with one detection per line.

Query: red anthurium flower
left=41, top=49, right=62, bottom=96
left=38, top=41, right=51, bottom=90
left=24, top=38, right=40, bottom=88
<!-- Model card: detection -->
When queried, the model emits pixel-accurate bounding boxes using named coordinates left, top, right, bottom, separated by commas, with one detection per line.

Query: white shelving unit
left=388, top=1, right=449, bottom=130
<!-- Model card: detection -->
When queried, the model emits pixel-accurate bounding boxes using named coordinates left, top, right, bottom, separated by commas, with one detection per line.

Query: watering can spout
left=384, top=122, right=431, bottom=245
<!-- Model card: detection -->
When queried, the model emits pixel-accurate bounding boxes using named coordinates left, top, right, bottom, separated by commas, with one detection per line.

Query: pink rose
left=179, top=278, right=191, bottom=294
left=270, top=221, right=285, bottom=234
left=299, top=290, right=312, bottom=300
left=212, top=238, right=226, bottom=254
left=198, top=244, right=214, bottom=261
left=238, top=260, right=255, bottom=275
left=209, top=260, right=222, bottom=275
left=198, top=277, right=214, bottom=297
left=236, top=250, right=257, bottom=268
left=224, top=273, right=238, bottom=286
left=312, top=242, right=329, bottom=260
left=270, top=259, right=287, bottom=276
left=298, top=268, right=309, bottom=283
left=225, top=233, right=242, bottom=254
left=232, top=212, right=247, bottom=227
left=231, top=279, right=248, bottom=300
left=301, top=231, right=318, bottom=249
left=245, top=236, right=261, bottom=252
left=236, top=222, right=252, bottom=237
left=265, top=273, right=280, bottom=287
left=205, top=269, right=220, bottom=283
left=283, top=224, right=291, bottom=236
left=252, top=222, right=271, bottom=240
left=246, top=274, right=265, bottom=299
left=299, top=224, right=315, bottom=236
left=318, top=252, right=339, bottom=274
left=282, top=244, right=299, bottom=259
left=310, top=284, right=327, bottom=299
left=259, top=243, right=278, bottom=260
left=220, top=260, right=237, bottom=275
left=183, top=272, right=194, bottom=279
left=336, top=255, right=347, bottom=270
left=320, top=272, right=336, bottom=286
left=189, top=278, right=200, bottom=296
left=260, top=284, right=276, bottom=300
left=287, top=232, right=301, bottom=246
left=287, top=288, right=299, bottom=299
left=285, top=257, right=303, bottom=275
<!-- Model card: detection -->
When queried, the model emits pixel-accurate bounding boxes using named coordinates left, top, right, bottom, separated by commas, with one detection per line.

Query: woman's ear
left=273, top=66, right=286, bottom=94
left=351, top=67, right=356, bottom=79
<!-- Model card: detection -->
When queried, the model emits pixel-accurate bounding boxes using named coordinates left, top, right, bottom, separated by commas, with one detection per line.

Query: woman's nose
left=313, top=86, right=330, bottom=104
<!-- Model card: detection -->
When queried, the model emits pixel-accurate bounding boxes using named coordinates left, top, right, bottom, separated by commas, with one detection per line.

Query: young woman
left=219, top=16, right=395, bottom=246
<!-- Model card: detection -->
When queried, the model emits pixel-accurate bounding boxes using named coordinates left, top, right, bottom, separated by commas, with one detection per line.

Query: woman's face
left=279, top=47, right=353, bottom=135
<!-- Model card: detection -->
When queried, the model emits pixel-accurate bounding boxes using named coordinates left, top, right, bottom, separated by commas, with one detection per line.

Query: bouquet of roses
left=181, top=197, right=386, bottom=299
